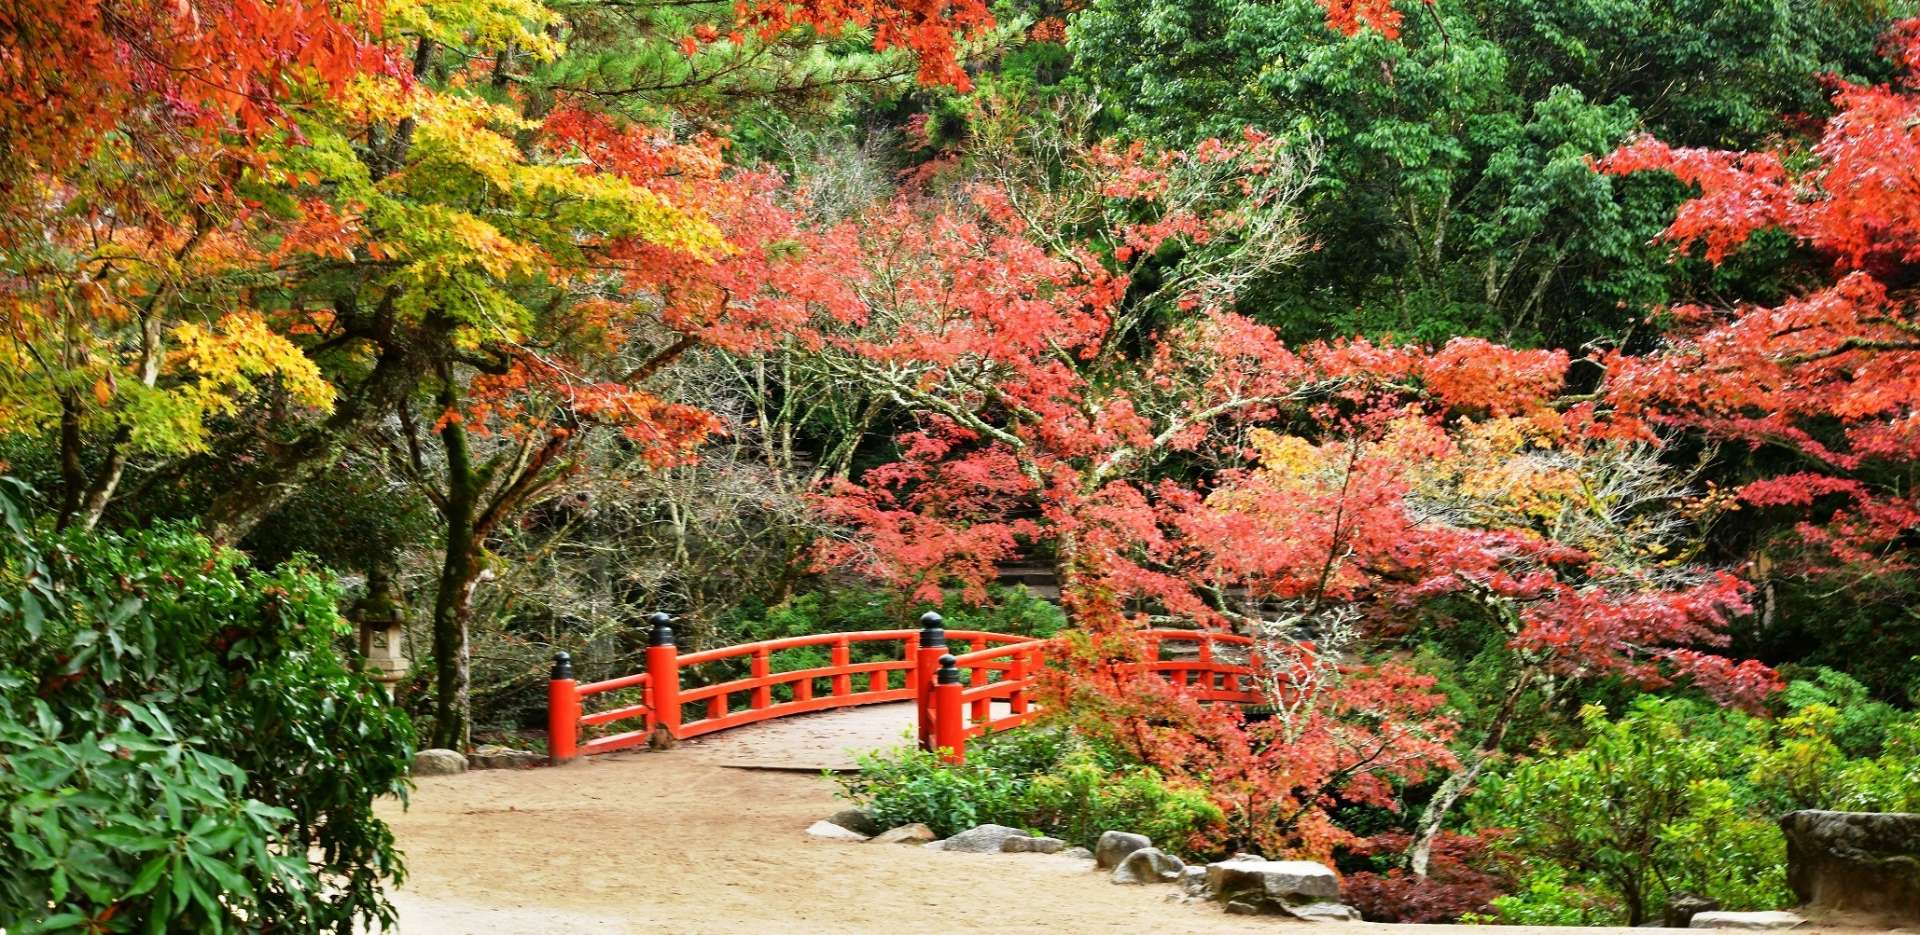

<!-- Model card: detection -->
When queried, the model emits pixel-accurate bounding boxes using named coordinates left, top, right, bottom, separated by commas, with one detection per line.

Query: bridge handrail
left=548, top=614, right=1265, bottom=766
left=577, top=671, right=651, bottom=696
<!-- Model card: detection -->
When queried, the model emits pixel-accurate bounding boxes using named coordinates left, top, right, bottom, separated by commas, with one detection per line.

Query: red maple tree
left=798, top=125, right=1775, bottom=861
left=1599, top=16, right=1920, bottom=588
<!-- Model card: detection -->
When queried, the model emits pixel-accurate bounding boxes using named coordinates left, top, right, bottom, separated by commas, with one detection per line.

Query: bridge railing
left=548, top=613, right=1266, bottom=765
left=1138, top=629, right=1264, bottom=704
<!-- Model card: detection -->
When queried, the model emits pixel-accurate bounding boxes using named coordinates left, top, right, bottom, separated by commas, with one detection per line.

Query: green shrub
left=840, top=744, right=1027, bottom=837
left=0, top=480, right=414, bottom=932
left=1471, top=698, right=1789, bottom=926
left=1019, top=753, right=1223, bottom=852
left=1479, top=864, right=1615, bottom=926
left=837, top=728, right=1222, bottom=851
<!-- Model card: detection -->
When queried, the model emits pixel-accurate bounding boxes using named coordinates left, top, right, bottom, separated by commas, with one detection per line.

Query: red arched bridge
left=547, top=612, right=1262, bottom=765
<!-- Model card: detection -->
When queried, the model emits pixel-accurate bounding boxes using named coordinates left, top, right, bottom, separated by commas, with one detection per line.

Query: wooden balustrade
left=549, top=617, right=1264, bottom=766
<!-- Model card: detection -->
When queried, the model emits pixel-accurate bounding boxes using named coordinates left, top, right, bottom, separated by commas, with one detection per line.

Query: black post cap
left=937, top=653, right=960, bottom=685
left=551, top=651, right=573, bottom=680
left=919, top=611, right=946, bottom=647
left=647, top=612, right=675, bottom=647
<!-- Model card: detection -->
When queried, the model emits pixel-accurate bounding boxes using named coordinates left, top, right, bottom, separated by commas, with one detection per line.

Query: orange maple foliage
left=1599, top=17, right=1920, bottom=581
left=734, top=0, right=994, bottom=88
left=0, top=0, right=392, bottom=179
left=1321, top=0, right=1405, bottom=38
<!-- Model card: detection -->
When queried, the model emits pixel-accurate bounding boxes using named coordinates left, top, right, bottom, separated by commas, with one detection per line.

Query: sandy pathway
left=381, top=705, right=1866, bottom=935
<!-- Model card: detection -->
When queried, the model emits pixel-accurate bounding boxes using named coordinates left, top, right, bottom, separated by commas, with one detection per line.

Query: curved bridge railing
left=547, top=612, right=1263, bottom=765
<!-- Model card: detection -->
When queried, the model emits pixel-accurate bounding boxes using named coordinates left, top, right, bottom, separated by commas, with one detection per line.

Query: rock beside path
left=805, top=820, right=869, bottom=842
left=1095, top=831, right=1152, bottom=869
left=827, top=807, right=888, bottom=837
left=1285, top=902, right=1360, bottom=922
left=1178, top=866, right=1210, bottom=897
left=468, top=746, right=544, bottom=770
left=1689, top=910, right=1805, bottom=930
left=1003, top=835, right=1068, bottom=854
left=869, top=823, right=937, bottom=845
left=935, top=824, right=1030, bottom=853
left=1665, top=893, right=1720, bottom=928
left=1780, top=809, right=1920, bottom=924
left=1206, top=857, right=1343, bottom=916
left=1111, top=847, right=1184, bottom=884
left=412, top=749, right=468, bottom=776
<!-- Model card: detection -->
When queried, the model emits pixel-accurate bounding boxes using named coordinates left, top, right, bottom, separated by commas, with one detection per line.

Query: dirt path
left=382, top=705, right=1863, bottom=935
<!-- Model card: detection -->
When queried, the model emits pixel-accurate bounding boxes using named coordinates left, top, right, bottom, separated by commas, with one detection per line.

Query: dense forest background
left=6, top=0, right=1920, bottom=928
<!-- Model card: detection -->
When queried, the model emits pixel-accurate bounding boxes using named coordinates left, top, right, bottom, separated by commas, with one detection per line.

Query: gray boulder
left=1111, top=847, right=1184, bottom=884
left=1205, top=857, right=1341, bottom=915
left=1060, top=846, right=1095, bottom=861
left=1095, top=831, right=1153, bottom=869
left=1002, top=835, right=1068, bottom=854
left=468, top=745, right=543, bottom=770
left=1689, top=911, right=1806, bottom=930
left=827, top=807, right=888, bottom=836
left=1780, top=809, right=1920, bottom=924
left=869, top=823, right=937, bottom=845
left=805, top=820, right=868, bottom=842
left=1666, top=893, right=1721, bottom=928
left=937, top=824, right=1031, bottom=853
left=1286, top=902, right=1360, bottom=923
left=1178, top=865, right=1211, bottom=898
left=411, top=748, right=468, bottom=776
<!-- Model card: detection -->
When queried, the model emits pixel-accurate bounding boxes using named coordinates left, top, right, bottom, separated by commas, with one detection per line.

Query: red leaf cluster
left=1344, top=832, right=1510, bottom=922
left=1601, top=17, right=1920, bottom=582
left=0, top=0, right=394, bottom=177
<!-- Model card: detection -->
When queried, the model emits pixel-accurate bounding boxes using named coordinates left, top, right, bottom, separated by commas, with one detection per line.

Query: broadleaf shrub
left=1469, top=698, right=1789, bottom=926
left=0, top=480, right=415, bottom=932
left=837, top=728, right=1222, bottom=849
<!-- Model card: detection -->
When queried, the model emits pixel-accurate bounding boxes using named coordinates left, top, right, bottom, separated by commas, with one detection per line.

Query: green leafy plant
left=1470, top=697, right=1788, bottom=925
left=0, top=479, right=415, bottom=932
left=837, top=728, right=1222, bottom=850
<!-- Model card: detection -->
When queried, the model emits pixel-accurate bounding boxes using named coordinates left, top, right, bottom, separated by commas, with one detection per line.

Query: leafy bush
left=0, top=481, right=414, bottom=932
left=1478, top=864, right=1617, bottom=926
left=839, top=734, right=1038, bottom=837
left=1470, top=698, right=1788, bottom=926
left=1019, top=752, right=1223, bottom=852
left=837, top=728, right=1222, bottom=850
left=842, top=745, right=1026, bottom=836
left=1342, top=832, right=1508, bottom=923
left=1749, top=698, right=1920, bottom=814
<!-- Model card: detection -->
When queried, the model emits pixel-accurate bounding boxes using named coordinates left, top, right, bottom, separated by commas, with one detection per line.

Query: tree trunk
left=430, top=528, right=480, bottom=750
left=55, top=392, right=85, bottom=528
left=1621, top=878, right=1647, bottom=927
left=429, top=380, right=481, bottom=750
left=1407, top=666, right=1536, bottom=876
left=202, top=314, right=443, bottom=544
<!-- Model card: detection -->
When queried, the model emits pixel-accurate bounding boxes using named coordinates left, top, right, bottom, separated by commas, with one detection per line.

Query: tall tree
left=1599, top=15, right=1920, bottom=693
left=1066, top=0, right=1895, bottom=345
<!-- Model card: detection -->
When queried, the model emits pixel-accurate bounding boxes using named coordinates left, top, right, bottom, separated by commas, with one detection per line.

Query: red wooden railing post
left=934, top=653, right=966, bottom=765
left=750, top=649, right=771, bottom=709
left=1008, top=646, right=1029, bottom=716
left=914, top=612, right=945, bottom=751
left=831, top=637, right=852, bottom=697
left=548, top=652, right=579, bottom=765
left=646, top=613, right=681, bottom=740
left=969, top=659, right=989, bottom=723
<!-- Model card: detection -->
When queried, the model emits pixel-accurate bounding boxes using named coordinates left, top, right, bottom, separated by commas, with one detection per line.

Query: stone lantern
left=354, top=564, right=409, bottom=698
